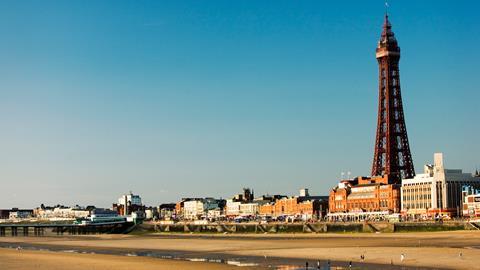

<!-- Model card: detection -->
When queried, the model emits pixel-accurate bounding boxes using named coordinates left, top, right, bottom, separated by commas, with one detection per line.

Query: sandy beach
left=0, top=248, right=261, bottom=270
left=1, top=231, right=480, bottom=269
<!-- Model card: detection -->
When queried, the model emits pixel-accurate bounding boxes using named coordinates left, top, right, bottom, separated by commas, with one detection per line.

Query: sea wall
left=137, top=221, right=473, bottom=234
left=393, top=221, right=467, bottom=232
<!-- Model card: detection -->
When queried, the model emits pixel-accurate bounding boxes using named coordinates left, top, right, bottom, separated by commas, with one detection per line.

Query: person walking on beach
left=305, top=261, right=309, bottom=269
left=316, top=260, right=320, bottom=269
left=400, top=253, right=405, bottom=263
left=348, top=261, right=352, bottom=268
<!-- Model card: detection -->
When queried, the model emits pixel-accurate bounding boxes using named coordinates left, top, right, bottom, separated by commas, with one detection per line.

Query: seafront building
left=462, top=185, right=480, bottom=218
left=401, top=153, right=480, bottom=218
left=259, top=189, right=328, bottom=220
left=172, top=188, right=327, bottom=221
left=206, top=208, right=223, bottom=219
left=34, top=205, right=91, bottom=220
left=225, top=188, right=258, bottom=217
left=113, top=192, right=143, bottom=216
left=226, top=200, right=259, bottom=217
left=182, top=198, right=225, bottom=220
left=158, top=203, right=176, bottom=220
left=144, top=207, right=159, bottom=220
left=175, top=198, right=202, bottom=218
left=328, top=175, right=400, bottom=221
left=6, top=209, right=34, bottom=220
left=0, top=208, right=34, bottom=220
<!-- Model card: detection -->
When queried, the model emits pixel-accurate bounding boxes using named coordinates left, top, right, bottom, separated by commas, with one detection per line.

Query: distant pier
left=0, top=221, right=135, bottom=236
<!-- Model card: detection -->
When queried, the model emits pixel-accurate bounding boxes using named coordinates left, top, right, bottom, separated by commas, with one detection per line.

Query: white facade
left=226, top=199, right=241, bottom=216
left=118, top=193, right=142, bottom=206
left=463, top=194, right=480, bottom=218
left=145, top=209, right=155, bottom=220
left=300, top=188, right=310, bottom=197
left=9, top=211, right=32, bottom=219
left=401, top=153, right=480, bottom=217
left=239, top=203, right=259, bottom=216
left=226, top=199, right=259, bottom=216
left=207, top=208, right=223, bottom=219
left=183, top=200, right=204, bottom=220
left=118, top=192, right=142, bottom=216
left=183, top=199, right=220, bottom=220
left=35, top=207, right=89, bottom=220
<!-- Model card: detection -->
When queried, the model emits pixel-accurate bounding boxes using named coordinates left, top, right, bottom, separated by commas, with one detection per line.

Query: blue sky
left=0, top=1, right=478, bottom=208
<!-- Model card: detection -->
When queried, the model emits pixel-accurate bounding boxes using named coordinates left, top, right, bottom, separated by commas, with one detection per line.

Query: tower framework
left=371, top=15, right=415, bottom=182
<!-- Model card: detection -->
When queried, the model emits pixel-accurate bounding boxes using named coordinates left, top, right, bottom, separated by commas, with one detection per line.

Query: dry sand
left=0, top=248, right=259, bottom=270
left=1, top=231, right=480, bottom=269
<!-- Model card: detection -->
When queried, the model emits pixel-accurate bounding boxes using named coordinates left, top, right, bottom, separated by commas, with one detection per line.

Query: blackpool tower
left=371, top=14, right=415, bottom=182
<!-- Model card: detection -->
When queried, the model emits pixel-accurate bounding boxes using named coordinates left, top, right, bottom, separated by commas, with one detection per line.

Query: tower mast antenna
left=385, top=0, right=389, bottom=15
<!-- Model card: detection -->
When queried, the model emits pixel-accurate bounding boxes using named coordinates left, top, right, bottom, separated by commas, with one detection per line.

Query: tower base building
left=328, top=175, right=401, bottom=221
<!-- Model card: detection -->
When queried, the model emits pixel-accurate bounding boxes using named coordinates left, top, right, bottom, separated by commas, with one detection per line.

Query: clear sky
left=0, top=1, right=478, bottom=208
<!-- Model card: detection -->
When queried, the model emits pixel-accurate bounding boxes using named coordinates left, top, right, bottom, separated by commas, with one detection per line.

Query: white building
left=145, top=209, right=156, bottom=220
left=300, top=188, right=310, bottom=197
left=226, top=199, right=241, bottom=216
left=239, top=203, right=259, bottom=216
left=463, top=194, right=480, bottom=218
left=9, top=210, right=33, bottom=220
left=183, top=198, right=220, bottom=220
left=226, top=199, right=259, bottom=217
left=35, top=206, right=89, bottom=220
left=461, top=186, right=480, bottom=218
left=401, top=153, right=480, bottom=218
left=118, top=192, right=142, bottom=215
left=118, top=192, right=142, bottom=206
left=207, top=208, right=223, bottom=219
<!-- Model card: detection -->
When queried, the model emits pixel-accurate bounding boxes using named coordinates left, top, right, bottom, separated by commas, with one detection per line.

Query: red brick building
left=329, top=175, right=401, bottom=217
left=259, top=196, right=328, bottom=220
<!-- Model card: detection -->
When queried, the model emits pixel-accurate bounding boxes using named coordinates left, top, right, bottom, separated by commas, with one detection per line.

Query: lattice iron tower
left=371, top=14, right=415, bottom=182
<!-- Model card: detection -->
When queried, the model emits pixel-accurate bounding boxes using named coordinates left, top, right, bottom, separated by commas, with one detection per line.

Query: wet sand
left=1, top=231, right=480, bottom=269
left=0, top=248, right=260, bottom=270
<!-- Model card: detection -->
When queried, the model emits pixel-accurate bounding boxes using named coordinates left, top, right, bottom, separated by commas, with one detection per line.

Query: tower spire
left=372, top=14, right=415, bottom=182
